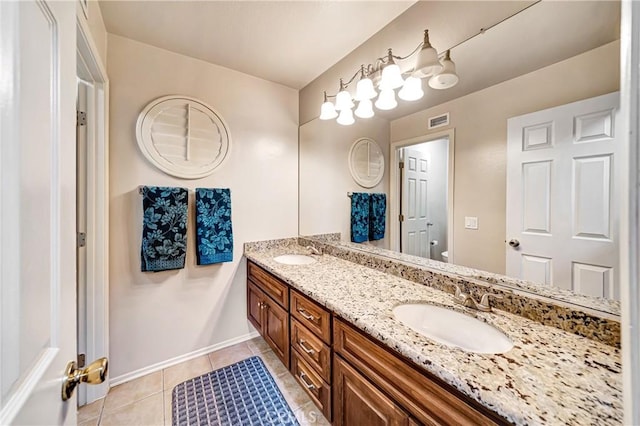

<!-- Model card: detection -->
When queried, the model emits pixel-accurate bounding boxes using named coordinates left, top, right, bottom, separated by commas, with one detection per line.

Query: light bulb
left=319, top=101, right=338, bottom=120
left=355, top=77, right=377, bottom=101
left=398, top=76, right=424, bottom=101
left=355, top=99, right=374, bottom=119
left=336, top=108, right=355, bottom=126
left=379, top=63, right=404, bottom=90
left=335, top=89, right=354, bottom=111
left=375, top=88, right=397, bottom=111
left=428, top=50, right=459, bottom=90
left=413, top=29, right=442, bottom=78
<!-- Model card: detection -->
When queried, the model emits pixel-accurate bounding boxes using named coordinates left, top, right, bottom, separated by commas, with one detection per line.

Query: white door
left=0, top=1, right=79, bottom=424
left=506, top=92, right=620, bottom=300
left=401, top=148, right=431, bottom=258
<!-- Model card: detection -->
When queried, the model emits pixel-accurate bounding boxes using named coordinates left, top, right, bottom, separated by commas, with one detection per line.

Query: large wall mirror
left=299, top=1, right=621, bottom=314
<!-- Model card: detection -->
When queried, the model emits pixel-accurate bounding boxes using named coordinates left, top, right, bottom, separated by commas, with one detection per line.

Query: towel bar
left=138, top=186, right=195, bottom=194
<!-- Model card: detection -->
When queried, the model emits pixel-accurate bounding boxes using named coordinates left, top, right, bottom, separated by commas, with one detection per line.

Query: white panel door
left=0, top=1, right=78, bottom=424
left=401, top=148, right=430, bottom=258
left=506, top=92, right=620, bottom=300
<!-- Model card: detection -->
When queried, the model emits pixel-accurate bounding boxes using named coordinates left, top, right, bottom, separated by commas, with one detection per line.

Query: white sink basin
left=273, top=254, right=317, bottom=265
left=392, top=303, right=513, bottom=354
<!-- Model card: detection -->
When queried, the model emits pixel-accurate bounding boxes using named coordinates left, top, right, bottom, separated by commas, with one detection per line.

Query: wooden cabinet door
left=263, top=296, right=290, bottom=369
left=247, top=280, right=264, bottom=331
left=334, top=356, right=411, bottom=426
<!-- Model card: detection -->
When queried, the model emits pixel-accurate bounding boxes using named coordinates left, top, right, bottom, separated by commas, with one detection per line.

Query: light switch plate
left=465, top=216, right=479, bottom=230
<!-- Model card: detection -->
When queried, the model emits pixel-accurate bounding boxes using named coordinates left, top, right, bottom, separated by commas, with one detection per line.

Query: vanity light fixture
left=429, top=50, right=459, bottom=90
left=319, top=91, right=338, bottom=120
left=319, top=29, right=459, bottom=125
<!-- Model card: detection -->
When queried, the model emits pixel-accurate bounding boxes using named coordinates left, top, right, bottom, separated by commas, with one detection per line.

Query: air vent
left=428, top=112, right=450, bottom=129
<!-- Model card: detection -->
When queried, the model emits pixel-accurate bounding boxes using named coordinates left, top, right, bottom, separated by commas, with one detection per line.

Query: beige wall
left=391, top=41, right=620, bottom=274
left=107, top=34, right=298, bottom=379
left=299, top=117, right=390, bottom=248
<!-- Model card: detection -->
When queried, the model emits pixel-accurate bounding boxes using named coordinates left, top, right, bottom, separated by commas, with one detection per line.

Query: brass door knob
left=61, top=357, right=108, bottom=401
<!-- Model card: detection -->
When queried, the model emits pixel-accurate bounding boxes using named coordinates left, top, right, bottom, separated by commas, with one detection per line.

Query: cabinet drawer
left=291, top=319, right=331, bottom=382
left=290, top=290, right=331, bottom=343
left=334, top=319, right=505, bottom=426
left=291, top=350, right=331, bottom=421
left=248, top=261, right=288, bottom=309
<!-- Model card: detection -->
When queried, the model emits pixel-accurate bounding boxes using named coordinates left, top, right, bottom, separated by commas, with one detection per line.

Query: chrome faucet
left=452, top=285, right=503, bottom=312
left=305, top=245, right=322, bottom=256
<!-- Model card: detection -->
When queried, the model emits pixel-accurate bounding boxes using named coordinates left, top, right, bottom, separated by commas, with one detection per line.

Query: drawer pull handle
left=299, top=339, right=316, bottom=355
left=299, top=371, right=316, bottom=390
left=297, top=308, right=316, bottom=321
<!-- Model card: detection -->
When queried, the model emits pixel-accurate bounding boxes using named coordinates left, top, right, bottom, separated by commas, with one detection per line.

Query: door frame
left=389, top=129, right=455, bottom=261
left=76, top=14, right=110, bottom=404
left=621, top=1, right=640, bottom=423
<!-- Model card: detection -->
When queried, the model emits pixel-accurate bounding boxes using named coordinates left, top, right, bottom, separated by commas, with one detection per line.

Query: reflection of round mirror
left=348, top=138, right=385, bottom=188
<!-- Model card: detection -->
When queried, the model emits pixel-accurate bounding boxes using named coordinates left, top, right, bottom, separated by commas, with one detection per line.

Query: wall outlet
left=464, top=216, right=479, bottom=230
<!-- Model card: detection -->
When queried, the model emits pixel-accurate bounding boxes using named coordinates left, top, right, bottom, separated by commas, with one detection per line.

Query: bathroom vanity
left=244, top=238, right=622, bottom=425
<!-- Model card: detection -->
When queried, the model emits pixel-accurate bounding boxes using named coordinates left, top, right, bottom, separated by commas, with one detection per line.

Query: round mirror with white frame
left=348, top=137, right=385, bottom=188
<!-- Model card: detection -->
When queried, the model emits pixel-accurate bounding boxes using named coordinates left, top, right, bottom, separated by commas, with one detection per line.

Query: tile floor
left=78, top=337, right=330, bottom=426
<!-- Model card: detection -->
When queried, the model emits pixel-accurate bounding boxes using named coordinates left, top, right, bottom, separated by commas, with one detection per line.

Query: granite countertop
left=313, top=238, right=620, bottom=317
left=244, top=241, right=622, bottom=425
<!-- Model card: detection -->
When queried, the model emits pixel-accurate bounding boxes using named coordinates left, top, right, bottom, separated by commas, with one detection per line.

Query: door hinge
left=77, top=353, right=86, bottom=368
left=399, top=161, right=404, bottom=169
left=77, top=111, right=87, bottom=127
left=77, top=232, right=87, bottom=248
left=399, top=214, right=404, bottom=222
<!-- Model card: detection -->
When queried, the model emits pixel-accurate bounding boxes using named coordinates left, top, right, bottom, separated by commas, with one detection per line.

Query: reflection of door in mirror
left=506, top=92, right=620, bottom=300
left=401, top=143, right=451, bottom=261
left=401, top=147, right=431, bottom=258
left=392, top=132, right=454, bottom=262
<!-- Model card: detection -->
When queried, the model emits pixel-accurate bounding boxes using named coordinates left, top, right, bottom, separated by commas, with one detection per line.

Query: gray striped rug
left=172, top=356, right=299, bottom=426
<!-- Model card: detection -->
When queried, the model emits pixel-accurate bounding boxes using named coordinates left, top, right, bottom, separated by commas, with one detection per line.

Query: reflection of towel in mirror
left=141, top=186, right=188, bottom=272
left=196, top=188, right=233, bottom=265
left=369, top=193, right=386, bottom=241
left=350, top=192, right=370, bottom=243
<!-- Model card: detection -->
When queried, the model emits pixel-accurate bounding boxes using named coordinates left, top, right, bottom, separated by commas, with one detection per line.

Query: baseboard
left=109, top=331, right=260, bottom=387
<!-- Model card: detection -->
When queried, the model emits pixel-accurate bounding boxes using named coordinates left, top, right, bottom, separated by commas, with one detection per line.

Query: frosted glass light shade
left=355, top=99, right=374, bottom=118
left=355, top=78, right=377, bottom=101
left=335, top=90, right=354, bottom=111
left=319, top=101, right=338, bottom=120
left=428, top=54, right=459, bottom=90
left=375, top=88, right=397, bottom=110
left=413, top=45, right=442, bottom=78
left=379, top=63, right=404, bottom=90
left=337, top=108, right=355, bottom=125
left=398, top=76, right=424, bottom=101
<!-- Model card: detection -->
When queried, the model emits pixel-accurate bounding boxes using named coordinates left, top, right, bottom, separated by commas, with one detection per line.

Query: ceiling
left=98, top=0, right=416, bottom=89
left=370, top=0, right=622, bottom=121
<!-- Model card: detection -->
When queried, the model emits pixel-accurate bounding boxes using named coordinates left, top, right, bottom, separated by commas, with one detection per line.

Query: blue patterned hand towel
left=141, top=186, right=188, bottom=272
left=195, top=188, right=233, bottom=265
left=350, top=192, right=370, bottom=243
left=369, top=193, right=387, bottom=241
